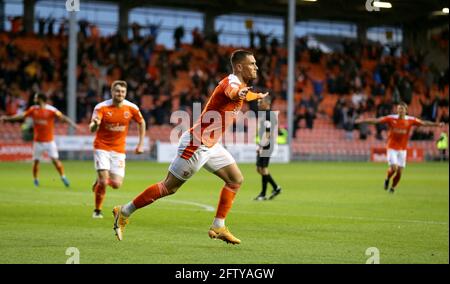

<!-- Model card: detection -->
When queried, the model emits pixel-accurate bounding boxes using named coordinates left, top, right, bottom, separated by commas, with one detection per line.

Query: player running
left=355, top=102, right=445, bottom=193
left=112, top=50, right=268, bottom=244
left=0, top=93, right=78, bottom=188
left=89, top=80, right=146, bottom=218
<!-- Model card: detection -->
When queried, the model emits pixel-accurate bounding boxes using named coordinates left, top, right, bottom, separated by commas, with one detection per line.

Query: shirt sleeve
left=52, top=108, right=63, bottom=118
left=23, top=107, right=34, bottom=118
left=224, top=81, right=241, bottom=100
left=132, top=107, right=144, bottom=123
left=378, top=116, right=391, bottom=125
left=412, top=117, right=423, bottom=126
left=92, top=106, right=103, bottom=121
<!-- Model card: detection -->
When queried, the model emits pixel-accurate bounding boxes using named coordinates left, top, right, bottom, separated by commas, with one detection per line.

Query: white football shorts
left=169, top=131, right=236, bottom=181
left=33, top=141, right=59, bottom=160
left=387, top=148, right=407, bottom=168
left=94, top=149, right=126, bottom=177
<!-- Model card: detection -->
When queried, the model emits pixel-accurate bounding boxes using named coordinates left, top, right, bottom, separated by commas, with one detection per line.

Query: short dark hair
left=111, top=80, right=127, bottom=90
left=230, top=50, right=253, bottom=66
left=35, top=93, right=47, bottom=102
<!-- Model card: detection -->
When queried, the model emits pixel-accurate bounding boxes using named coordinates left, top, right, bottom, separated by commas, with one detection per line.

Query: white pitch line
left=160, top=199, right=215, bottom=212
left=311, top=214, right=449, bottom=225
left=0, top=197, right=216, bottom=212
left=233, top=209, right=448, bottom=225
left=1, top=197, right=446, bottom=224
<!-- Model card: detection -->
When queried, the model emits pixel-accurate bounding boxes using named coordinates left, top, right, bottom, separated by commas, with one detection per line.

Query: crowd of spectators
left=328, top=39, right=449, bottom=141
left=0, top=19, right=448, bottom=142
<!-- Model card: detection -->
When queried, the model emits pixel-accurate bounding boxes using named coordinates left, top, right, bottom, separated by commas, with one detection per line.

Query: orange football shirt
left=92, top=99, right=144, bottom=153
left=23, top=104, right=62, bottom=142
left=379, top=115, right=423, bottom=150
left=189, top=74, right=246, bottom=148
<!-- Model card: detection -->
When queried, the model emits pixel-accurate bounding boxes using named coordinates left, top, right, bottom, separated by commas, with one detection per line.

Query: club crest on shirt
left=124, top=111, right=131, bottom=119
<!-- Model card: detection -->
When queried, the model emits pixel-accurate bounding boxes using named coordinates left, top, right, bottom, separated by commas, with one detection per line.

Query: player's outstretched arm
left=419, top=120, right=446, bottom=127
left=60, top=114, right=79, bottom=130
left=226, top=85, right=268, bottom=101
left=227, top=86, right=251, bottom=100
left=0, top=113, right=25, bottom=123
left=355, top=117, right=382, bottom=125
left=245, top=90, right=269, bottom=102
left=89, top=117, right=101, bottom=133
left=135, top=120, right=146, bottom=154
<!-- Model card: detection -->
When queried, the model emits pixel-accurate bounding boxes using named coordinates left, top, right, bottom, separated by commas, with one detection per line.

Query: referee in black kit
left=254, top=96, right=282, bottom=201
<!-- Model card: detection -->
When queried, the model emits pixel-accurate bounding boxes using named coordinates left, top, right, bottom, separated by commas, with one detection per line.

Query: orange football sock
left=133, top=182, right=170, bottom=209
left=94, top=183, right=106, bottom=210
left=215, top=183, right=240, bottom=219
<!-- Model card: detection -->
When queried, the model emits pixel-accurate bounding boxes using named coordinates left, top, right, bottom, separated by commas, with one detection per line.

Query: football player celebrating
left=356, top=102, right=445, bottom=193
left=112, top=50, right=268, bottom=244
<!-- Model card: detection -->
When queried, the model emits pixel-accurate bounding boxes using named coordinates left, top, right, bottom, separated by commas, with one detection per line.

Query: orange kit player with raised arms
left=89, top=80, right=146, bottom=218
left=356, top=102, right=445, bottom=193
left=112, top=50, right=268, bottom=244
left=1, top=93, right=78, bottom=187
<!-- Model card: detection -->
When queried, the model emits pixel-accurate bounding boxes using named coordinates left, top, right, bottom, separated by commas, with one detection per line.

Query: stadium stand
left=0, top=2, right=448, bottom=162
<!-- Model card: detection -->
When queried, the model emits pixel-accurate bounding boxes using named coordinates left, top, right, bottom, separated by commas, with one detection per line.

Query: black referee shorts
left=256, top=153, right=271, bottom=168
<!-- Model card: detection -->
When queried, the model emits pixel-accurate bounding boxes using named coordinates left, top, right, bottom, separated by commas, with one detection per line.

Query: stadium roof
left=99, top=0, right=449, bottom=27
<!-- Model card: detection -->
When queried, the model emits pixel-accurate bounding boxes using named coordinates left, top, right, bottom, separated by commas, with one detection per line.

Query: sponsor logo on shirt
left=34, top=119, right=48, bottom=125
left=105, top=123, right=126, bottom=132
left=392, top=128, right=407, bottom=134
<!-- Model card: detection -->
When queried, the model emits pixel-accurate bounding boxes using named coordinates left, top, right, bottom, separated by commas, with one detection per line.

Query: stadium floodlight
left=431, top=8, right=449, bottom=16
left=373, top=1, right=392, bottom=9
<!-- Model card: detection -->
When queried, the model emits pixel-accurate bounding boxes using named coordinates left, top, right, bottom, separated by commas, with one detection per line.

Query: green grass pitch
left=0, top=161, right=448, bottom=264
